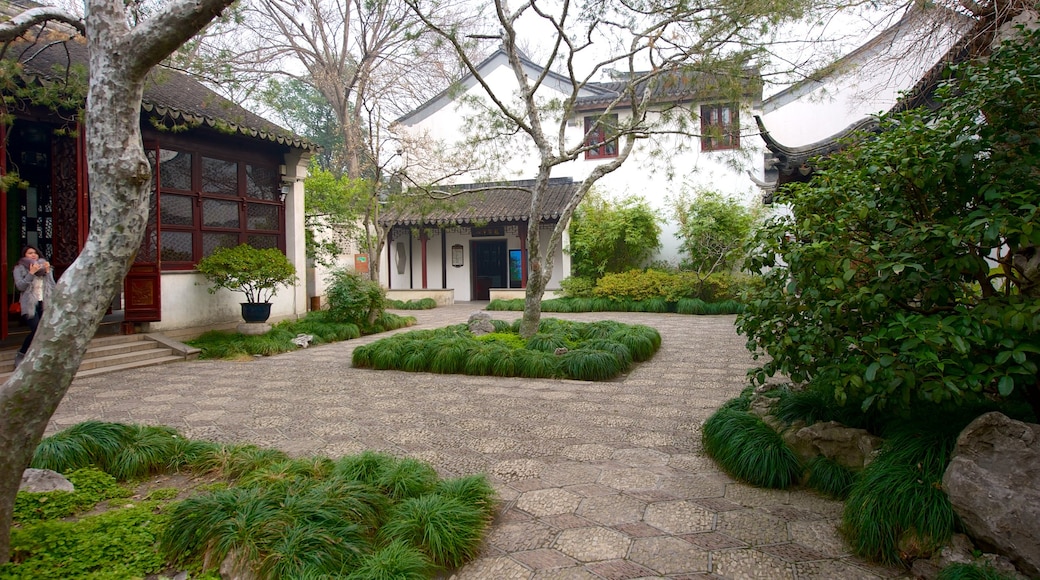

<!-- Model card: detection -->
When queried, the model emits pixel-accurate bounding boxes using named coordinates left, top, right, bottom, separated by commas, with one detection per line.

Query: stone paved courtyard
left=47, top=305, right=908, bottom=579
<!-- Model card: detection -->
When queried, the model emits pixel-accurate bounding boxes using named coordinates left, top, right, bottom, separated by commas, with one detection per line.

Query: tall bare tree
left=405, top=0, right=811, bottom=337
left=0, top=0, right=236, bottom=562
left=224, top=0, right=483, bottom=283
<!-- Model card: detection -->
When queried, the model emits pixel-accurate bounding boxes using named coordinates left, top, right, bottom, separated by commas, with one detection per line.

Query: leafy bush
left=559, top=276, right=596, bottom=298
left=671, top=189, right=760, bottom=275
left=702, top=408, right=801, bottom=489
left=738, top=28, right=1040, bottom=419
left=326, top=268, right=386, bottom=325
left=568, top=192, right=661, bottom=279
left=593, top=269, right=678, bottom=301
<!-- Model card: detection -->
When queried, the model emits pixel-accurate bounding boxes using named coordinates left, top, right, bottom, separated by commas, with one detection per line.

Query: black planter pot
left=241, top=302, right=272, bottom=323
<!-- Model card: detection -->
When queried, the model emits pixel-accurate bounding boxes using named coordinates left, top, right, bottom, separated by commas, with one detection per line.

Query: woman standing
left=12, top=245, right=56, bottom=367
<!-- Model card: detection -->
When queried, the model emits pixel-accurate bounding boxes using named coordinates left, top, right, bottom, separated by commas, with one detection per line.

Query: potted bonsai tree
left=196, top=244, right=297, bottom=323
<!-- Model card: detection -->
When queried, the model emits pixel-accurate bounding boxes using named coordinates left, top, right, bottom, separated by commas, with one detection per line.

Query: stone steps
left=0, top=332, right=198, bottom=380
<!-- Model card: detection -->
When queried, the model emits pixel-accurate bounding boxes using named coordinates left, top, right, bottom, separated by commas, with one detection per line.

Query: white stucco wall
left=396, top=57, right=765, bottom=268
left=382, top=223, right=570, bottom=302
left=760, top=11, right=965, bottom=145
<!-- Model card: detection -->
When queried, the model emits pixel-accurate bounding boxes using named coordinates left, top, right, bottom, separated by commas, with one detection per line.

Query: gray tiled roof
left=575, top=68, right=762, bottom=111
left=381, top=178, right=579, bottom=226
left=5, top=31, right=317, bottom=151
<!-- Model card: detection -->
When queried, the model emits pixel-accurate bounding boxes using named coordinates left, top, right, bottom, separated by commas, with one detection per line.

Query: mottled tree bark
left=0, top=0, right=234, bottom=563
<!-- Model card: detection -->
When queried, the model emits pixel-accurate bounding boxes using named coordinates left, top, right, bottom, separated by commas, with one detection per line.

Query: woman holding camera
left=12, top=245, right=56, bottom=367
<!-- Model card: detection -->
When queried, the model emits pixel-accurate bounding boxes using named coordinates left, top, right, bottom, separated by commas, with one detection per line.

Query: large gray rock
left=20, top=468, right=75, bottom=493
left=942, top=412, right=1040, bottom=577
left=468, top=311, right=495, bottom=336
left=782, top=420, right=883, bottom=470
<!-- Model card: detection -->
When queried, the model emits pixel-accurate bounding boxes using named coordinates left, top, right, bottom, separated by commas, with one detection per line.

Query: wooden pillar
left=420, top=230, right=428, bottom=289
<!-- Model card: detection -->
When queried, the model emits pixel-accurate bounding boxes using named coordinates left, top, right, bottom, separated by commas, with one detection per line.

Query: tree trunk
left=0, top=0, right=234, bottom=563
left=519, top=222, right=547, bottom=338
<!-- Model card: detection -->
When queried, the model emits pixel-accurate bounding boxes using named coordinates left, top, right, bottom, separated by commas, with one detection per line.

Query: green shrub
left=593, top=269, right=678, bottom=301
left=559, top=276, right=596, bottom=298
left=326, top=268, right=385, bottom=325
left=486, top=298, right=523, bottom=311
left=702, top=408, right=801, bottom=489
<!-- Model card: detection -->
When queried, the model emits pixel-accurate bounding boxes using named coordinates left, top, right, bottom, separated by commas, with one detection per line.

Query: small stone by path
left=48, top=304, right=909, bottom=579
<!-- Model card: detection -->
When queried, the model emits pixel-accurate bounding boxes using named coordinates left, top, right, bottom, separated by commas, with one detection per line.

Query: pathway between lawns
left=49, top=304, right=907, bottom=579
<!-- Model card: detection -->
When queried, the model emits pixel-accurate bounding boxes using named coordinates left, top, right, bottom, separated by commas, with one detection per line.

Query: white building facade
left=386, top=50, right=767, bottom=300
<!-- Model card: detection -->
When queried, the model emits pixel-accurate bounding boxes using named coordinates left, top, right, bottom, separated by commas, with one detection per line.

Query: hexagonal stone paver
left=716, top=509, right=789, bottom=546
left=453, top=555, right=534, bottom=579
left=513, top=548, right=579, bottom=571
left=724, top=482, right=790, bottom=507
left=656, top=474, right=727, bottom=499
left=553, top=526, right=632, bottom=562
left=516, top=488, right=583, bottom=517
left=643, top=500, right=714, bottom=534
left=792, top=559, right=888, bottom=579
left=585, top=558, right=657, bottom=579
left=561, top=443, right=616, bottom=461
left=598, top=467, right=660, bottom=491
left=540, top=462, right=604, bottom=486
left=628, top=536, right=710, bottom=575
left=576, top=494, right=648, bottom=526
left=711, top=548, right=794, bottom=580
left=611, top=447, right=670, bottom=466
left=531, top=567, right=602, bottom=580
left=490, top=458, right=546, bottom=480
left=488, top=520, right=557, bottom=552
left=788, top=519, right=851, bottom=558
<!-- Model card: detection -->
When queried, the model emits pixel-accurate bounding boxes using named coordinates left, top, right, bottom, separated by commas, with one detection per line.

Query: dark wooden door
left=471, top=240, right=506, bottom=300
left=122, top=143, right=162, bottom=324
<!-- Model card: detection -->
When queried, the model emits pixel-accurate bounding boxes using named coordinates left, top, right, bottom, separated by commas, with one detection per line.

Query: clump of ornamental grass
left=525, top=332, right=569, bottom=353
left=348, top=539, right=431, bottom=580
left=353, top=318, right=656, bottom=381
left=842, top=429, right=957, bottom=564
left=560, top=348, right=624, bottom=381
left=702, top=408, right=801, bottom=489
left=805, top=455, right=857, bottom=500
left=512, top=348, right=562, bottom=379
left=378, top=494, right=490, bottom=569
left=937, top=563, right=1021, bottom=580
left=15, top=422, right=497, bottom=579
left=31, top=420, right=134, bottom=472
